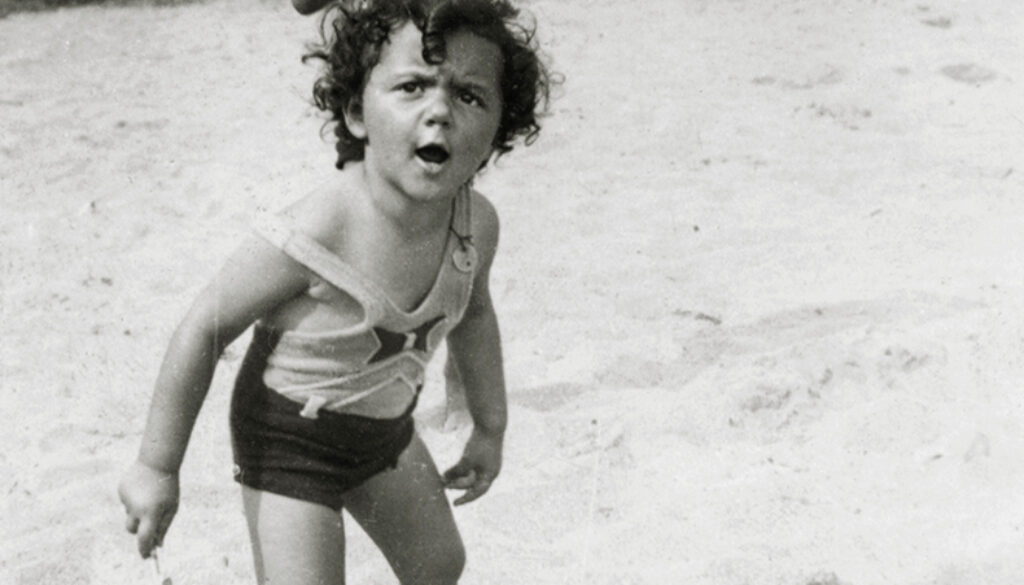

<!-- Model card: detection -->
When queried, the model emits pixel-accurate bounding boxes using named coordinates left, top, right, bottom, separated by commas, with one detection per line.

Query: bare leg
left=242, top=486, right=346, bottom=585
left=344, top=433, right=465, bottom=585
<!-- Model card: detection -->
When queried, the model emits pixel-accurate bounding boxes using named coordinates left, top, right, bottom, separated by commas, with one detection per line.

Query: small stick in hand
left=151, top=548, right=173, bottom=585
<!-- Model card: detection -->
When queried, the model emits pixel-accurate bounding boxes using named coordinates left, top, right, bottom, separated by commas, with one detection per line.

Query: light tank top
left=250, top=188, right=477, bottom=420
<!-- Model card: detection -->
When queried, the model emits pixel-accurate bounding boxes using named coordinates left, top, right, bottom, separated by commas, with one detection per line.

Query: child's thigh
left=241, top=486, right=346, bottom=585
left=343, top=433, right=464, bottom=581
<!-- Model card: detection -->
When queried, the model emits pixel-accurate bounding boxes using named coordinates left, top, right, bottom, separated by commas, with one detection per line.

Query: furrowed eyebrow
left=453, top=78, right=499, bottom=99
left=457, top=80, right=491, bottom=93
left=388, top=67, right=437, bottom=82
left=387, top=66, right=498, bottom=99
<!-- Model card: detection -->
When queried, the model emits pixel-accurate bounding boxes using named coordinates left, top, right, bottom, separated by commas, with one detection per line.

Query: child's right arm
left=118, top=233, right=311, bottom=558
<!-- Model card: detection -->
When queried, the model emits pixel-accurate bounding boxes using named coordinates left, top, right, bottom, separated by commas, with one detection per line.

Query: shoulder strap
left=253, top=214, right=385, bottom=321
left=441, top=187, right=477, bottom=319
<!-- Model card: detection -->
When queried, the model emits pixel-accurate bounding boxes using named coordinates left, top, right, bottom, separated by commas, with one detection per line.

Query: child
left=117, top=1, right=550, bottom=583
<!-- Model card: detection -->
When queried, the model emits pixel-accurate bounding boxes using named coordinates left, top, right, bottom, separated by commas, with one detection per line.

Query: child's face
left=345, top=21, right=503, bottom=202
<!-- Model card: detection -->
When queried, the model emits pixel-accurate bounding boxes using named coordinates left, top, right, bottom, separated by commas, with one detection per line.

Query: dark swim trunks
left=230, top=327, right=417, bottom=511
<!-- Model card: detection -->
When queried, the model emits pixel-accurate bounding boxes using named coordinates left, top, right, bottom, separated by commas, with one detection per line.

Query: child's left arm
left=443, top=195, right=507, bottom=506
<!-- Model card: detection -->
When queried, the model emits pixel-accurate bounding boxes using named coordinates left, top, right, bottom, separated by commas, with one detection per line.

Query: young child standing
left=117, top=1, right=550, bottom=583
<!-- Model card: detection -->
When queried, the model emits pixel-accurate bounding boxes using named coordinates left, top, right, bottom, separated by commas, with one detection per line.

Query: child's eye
left=398, top=81, right=422, bottom=93
left=457, top=90, right=484, bottom=107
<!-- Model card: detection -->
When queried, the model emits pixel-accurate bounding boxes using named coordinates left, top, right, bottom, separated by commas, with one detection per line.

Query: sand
left=2, top=0, right=1023, bottom=583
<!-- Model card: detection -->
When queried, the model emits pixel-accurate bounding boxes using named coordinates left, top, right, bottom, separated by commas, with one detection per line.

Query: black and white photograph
left=2, top=0, right=1022, bottom=583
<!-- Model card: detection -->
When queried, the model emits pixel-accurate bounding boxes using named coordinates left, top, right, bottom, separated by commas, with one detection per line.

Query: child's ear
left=343, top=99, right=367, bottom=140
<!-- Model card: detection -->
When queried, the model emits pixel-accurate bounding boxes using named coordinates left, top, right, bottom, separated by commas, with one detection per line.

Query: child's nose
left=423, top=91, right=453, bottom=127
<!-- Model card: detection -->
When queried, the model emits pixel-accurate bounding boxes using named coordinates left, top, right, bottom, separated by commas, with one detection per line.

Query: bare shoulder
left=469, top=189, right=500, bottom=260
left=277, top=180, right=351, bottom=248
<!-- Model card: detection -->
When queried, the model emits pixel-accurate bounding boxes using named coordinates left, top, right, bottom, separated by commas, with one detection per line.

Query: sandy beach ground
left=2, top=0, right=1023, bottom=583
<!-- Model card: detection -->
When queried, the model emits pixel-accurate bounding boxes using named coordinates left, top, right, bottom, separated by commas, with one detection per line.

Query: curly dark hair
left=303, top=0, right=551, bottom=169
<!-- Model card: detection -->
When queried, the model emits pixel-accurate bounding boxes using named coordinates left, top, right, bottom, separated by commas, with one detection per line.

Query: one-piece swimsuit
left=230, top=188, right=476, bottom=510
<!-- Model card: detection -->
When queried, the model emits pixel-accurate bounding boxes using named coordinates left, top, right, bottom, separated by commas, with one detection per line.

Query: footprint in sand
left=920, top=16, right=953, bottom=28
left=751, top=65, right=844, bottom=90
left=915, top=3, right=954, bottom=29
left=940, top=63, right=997, bottom=85
left=796, top=102, right=873, bottom=131
left=804, top=572, right=850, bottom=585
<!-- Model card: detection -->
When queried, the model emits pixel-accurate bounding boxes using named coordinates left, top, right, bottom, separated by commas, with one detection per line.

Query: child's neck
left=351, top=163, right=454, bottom=240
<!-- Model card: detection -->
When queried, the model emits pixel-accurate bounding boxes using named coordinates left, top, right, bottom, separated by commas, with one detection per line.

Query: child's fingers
left=442, top=459, right=469, bottom=479
left=442, top=460, right=472, bottom=484
left=155, top=510, right=175, bottom=547
left=453, top=474, right=493, bottom=506
left=125, top=513, right=140, bottom=534
left=443, top=468, right=476, bottom=489
left=136, top=515, right=159, bottom=558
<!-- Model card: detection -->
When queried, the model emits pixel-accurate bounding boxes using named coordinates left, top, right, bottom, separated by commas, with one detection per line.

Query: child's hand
left=118, top=461, right=180, bottom=558
left=442, top=427, right=504, bottom=506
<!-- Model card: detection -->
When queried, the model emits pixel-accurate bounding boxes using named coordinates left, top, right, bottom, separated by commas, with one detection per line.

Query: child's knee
left=430, top=539, right=466, bottom=583
left=442, top=540, right=467, bottom=580
left=401, top=539, right=465, bottom=585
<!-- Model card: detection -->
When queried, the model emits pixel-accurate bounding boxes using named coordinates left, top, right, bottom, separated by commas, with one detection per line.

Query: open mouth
left=415, top=144, right=450, bottom=165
